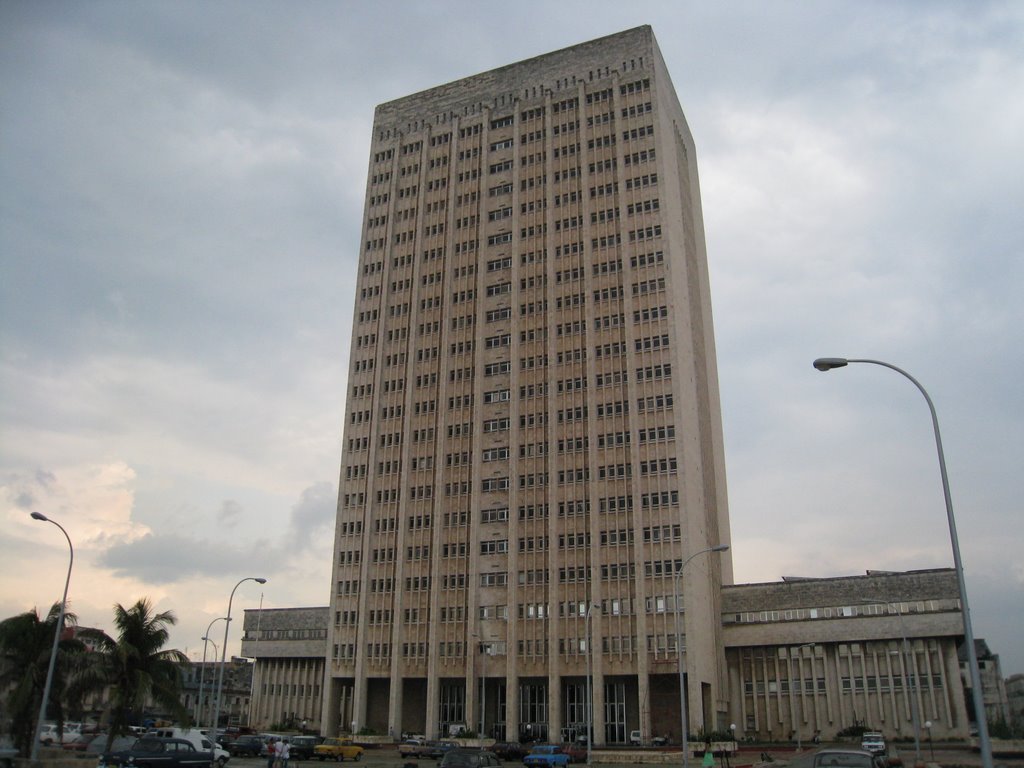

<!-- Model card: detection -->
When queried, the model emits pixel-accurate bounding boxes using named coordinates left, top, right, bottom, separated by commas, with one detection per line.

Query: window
left=480, top=539, right=509, bottom=555
left=484, top=389, right=511, bottom=403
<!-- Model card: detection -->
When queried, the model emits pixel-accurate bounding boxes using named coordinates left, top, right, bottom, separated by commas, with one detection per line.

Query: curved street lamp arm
left=30, top=514, right=74, bottom=762
left=813, top=356, right=992, bottom=768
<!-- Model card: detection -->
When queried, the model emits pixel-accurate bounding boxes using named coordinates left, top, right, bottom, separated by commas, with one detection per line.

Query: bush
left=836, top=725, right=871, bottom=738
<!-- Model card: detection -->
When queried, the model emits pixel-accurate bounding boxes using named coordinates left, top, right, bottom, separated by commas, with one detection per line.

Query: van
left=145, top=728, right=229, bottom=766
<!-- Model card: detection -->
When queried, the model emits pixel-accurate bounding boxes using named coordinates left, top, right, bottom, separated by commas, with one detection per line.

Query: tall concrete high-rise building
left=324, top=26, right=733, bottom=745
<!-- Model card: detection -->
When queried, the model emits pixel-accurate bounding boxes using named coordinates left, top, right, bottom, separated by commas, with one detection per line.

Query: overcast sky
left=2, top=1, right=1022, bottom=678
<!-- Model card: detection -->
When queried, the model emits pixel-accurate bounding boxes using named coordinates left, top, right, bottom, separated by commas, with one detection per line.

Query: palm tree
left=0, top=604, right=82, bottom=756
left=77, top=598, right=189, bottom=750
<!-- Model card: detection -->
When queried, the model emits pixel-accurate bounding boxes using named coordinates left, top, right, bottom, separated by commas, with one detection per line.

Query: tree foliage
left=0, top=604, right=82, bottom=756
left=75, top=598, right=189, bottom=750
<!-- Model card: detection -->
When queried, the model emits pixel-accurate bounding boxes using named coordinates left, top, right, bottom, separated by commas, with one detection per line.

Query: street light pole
left=29, top=512, right=73, bottom=763
left=211, top=577, right=266, bottom=739
left=195, top=618, right=226, bottom=725
left=792, top=643, right=815, bottom=752
left=673, top=544, right=730, bottom=768
left=813, top=357, right=993, bottom=768
left=200, top=637, right=220, bottom=725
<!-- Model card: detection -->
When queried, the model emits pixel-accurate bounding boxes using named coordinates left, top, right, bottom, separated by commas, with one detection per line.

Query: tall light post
left=198, top=638, right=219, bottom=729
left=673, top=544, right=730, bottom=768
left=861, top=597, right=921, bottom=765
left=792, top=643, right=815, bottom=752
left=813, top=357, right=993, bottom=768
left=585, top=602, right=599, bottom=765
left=29, top=512, right=73, bottom=763
left=211, top=577, right=266, bottom=739
left=195, top=618, right=227, bottom=725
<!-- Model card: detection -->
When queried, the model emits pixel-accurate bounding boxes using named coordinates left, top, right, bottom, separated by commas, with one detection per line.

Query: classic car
left=490, top=742, right=529, bottom=761
left=313, top=738, right=363, bottom=761
left=523, top=745, right=570, bottom=768
left=812, top=748, right=888, bottom=768
left=289, top=736, right=321, bottom=761
left=424, top=742, right=459, bottom=760
left=98, top=737, right=214, bottom=768
left=227, top=736, right=263, bottom=758
left=398, top=740, right=432, bottom=759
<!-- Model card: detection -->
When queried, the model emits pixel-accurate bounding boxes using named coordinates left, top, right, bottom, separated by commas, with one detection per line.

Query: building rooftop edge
left=377, top=25, right=653, bottom=112
left=723, top=567, right=956, bottom=591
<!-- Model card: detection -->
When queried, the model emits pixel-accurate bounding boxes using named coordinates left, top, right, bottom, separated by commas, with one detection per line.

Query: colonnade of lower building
left=322, top=637, right=970, bottom=743
left=324, top=673, right=691, bottom=744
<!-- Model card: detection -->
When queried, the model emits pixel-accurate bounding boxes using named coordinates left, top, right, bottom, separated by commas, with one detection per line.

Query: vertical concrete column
left=323, top=676, right=341, bottom=737
left=506, top=676, right=520, bottom=742
left=548, top=672, right=562, bottom=743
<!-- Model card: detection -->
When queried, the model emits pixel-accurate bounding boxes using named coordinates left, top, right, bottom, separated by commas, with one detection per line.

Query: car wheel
left=218, top=758, right=228, bottom=768
left=354, top=755, right=361, bottom=762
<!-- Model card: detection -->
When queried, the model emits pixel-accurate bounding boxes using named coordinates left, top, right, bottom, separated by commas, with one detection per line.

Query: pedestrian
left=281, top=739, right=291, bottom=768
left=703, top=746, right=716, bottom=768
left=274, top=738, right=285, bottom=768
left=266, top=739, right=277, bottom=768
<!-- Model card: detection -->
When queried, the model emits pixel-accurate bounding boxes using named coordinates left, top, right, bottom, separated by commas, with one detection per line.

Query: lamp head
left=255, top=578, right=267, bottom=584
left=813, top=357, right=849, bottom=371
left=712, top=544, right=730, bottom=553
left=31, top=511, right=48, bottom=521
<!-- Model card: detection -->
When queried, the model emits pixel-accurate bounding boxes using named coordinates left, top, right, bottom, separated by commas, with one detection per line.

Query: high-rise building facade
left=324, top=26, right=733, bottom=745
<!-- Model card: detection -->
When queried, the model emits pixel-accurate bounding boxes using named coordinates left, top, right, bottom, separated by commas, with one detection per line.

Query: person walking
left=266, top=739, right=277, bottom=768
left=281, top=739, right=291, bottom=768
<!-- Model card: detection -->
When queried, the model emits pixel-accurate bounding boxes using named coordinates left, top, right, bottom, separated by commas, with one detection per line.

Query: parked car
left=313, top=738, right=363, bottom=761
left=490, top=742, right=529, bottom=761
left=812, top=748, right=887, bottom=768
left=399, top=739, right=432, bottom=759
left=628, top=732, right=667, bottom=747
left=98, top=736, right=215, bottom=768
left=523, top=745, right=570, bottom=768
left=228, top=736, right=264, bottom=758
left=440, top=750, right=501, bottom=768
left=424, top=741, right=459, bottom=760
left=62, top=732, right=94, bottom=751
left=289, top=736, right=320, bottom=761
left=860, top=733, right=886, bottom=756
left=87, top=735, right=136, bottom=755
left=146, top=728, right=229, bottom=767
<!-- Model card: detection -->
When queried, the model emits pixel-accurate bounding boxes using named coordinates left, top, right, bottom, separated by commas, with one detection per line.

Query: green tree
left=76, top=599, right=189, bottom=750
left=0, top=604, right=82, bottom=756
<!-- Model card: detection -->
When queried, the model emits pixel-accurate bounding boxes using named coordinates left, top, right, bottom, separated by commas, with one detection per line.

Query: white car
left=860, top=733, right=886, bottom=756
